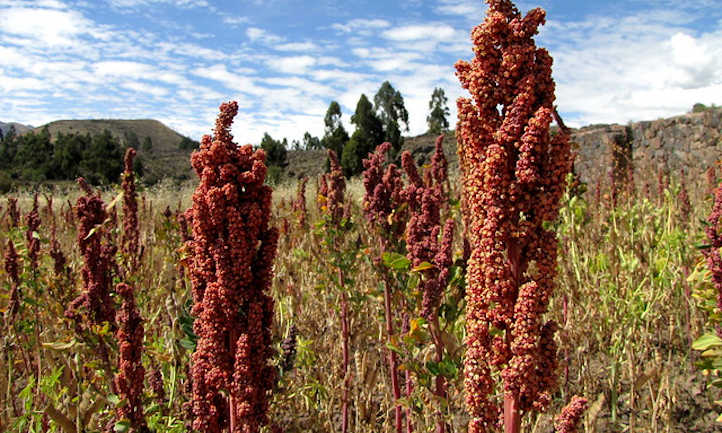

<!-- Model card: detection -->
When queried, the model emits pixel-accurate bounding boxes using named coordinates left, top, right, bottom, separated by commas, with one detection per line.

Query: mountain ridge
left=0, top=121, right=33, bottom=136
left=6, top=107, right=720, bottom=188
left=26, top=118, right=196, bottom=183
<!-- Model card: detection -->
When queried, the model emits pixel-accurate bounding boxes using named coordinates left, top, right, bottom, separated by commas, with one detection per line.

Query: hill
left=0, top=121, right=32, bottom=136
left=285, top=107, right=722, bottom=192
left=30, top=119, right=196, bottom=183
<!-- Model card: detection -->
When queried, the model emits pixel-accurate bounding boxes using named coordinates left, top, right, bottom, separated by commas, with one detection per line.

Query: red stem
left=405, top=368, right=413, bottom=433
left=503, top=393, right=521, bottom=433
left=383, top=276, right=403, bottom=433
left=430, top=318, right=447, bottom=433
left=403, top=309, right=414, bottom=433
left=340, top=268, right=350, bottom=433
left=505, top=240, right=522, bottom=433
left=229, top=327, right=238, bottom=432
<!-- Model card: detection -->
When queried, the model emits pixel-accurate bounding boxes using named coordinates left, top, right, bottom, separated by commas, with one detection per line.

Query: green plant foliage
left=341, top=94, right=384, bottom=177
left=260, top=132, right=289, bottom=168
left=321, top=101, right=349, bottom=158
left=374, top=81, right=409, bottom=158
left=302, top=131, right=322, bottom=150
left=0, top=127, right=127, bottom=184
left=427, top=87, right=450, bottom=134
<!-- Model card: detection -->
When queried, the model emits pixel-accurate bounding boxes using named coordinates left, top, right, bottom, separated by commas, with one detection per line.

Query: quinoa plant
left=187, top=101, right=278, bottom=433
left=361, top=141, right=406, bottom=433
left=455, top=1, right=573, bottom=431
left=315, top=149, right=356, bottom=433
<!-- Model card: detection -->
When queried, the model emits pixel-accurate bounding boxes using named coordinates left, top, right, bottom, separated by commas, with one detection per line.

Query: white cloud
left=266, top=55, right=316, bottom=74
left=246, top=27, right=283, bottom=44
left=106, top=0, right=211, bottom=9
left=434, top=0, right=484, bottom=17
left=382, top=24, right=456, bottom=41
left=541, top=13, right=722, bottom=127
left=120, top=81, right=169, bottom=97
left=0, top=7, right=108, bottom=46
left=310, top=69, right=369, bottom=84
left=275, top=41, right=319, bottom=52
left=193, top=64, right=260, bottom=95
left=93, top=60, right=156, bottom=78
left=222, top=15, right=248, bottom=25
left=331, top=18, right=390, bottom=33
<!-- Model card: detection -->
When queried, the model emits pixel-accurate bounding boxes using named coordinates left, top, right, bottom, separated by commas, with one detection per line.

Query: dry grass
left=0, top=166, right=719, bottom=432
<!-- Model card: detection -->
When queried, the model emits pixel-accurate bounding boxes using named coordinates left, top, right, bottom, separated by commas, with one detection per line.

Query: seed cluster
left=66, top=178, right=117, bottom=327
left=114, top=282, right=147, bottom=432
left=188, top=101, right=278, bottom=433
left=455, top=0, right=573, bottom=430
left=122, top=148, right=140, bottom=266
left=24, top=195, right=40, bottom=272
left=704, top=179, right=722, bottom=333
left=362, top=141, right=405, bottom=240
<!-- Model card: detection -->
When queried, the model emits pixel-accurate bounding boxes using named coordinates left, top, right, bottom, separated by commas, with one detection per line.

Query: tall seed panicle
left=4, top=239, right=21, bottom=323
left=362, top=141, right=405, bottom=240
left=326, top=150, right=346, bottom=224
left=25, top=194, right=41, bottom=272
left=122, top=148, right=140, bottom=268
left=188, top=101, right=278, bottom=433
left=7, top=197, right=19, bottom=228
left=317, top=174, right=329, bottom=214
left=292, top=177, right=308, bottom=229
left=554, top=396, right=588, bottom=433
left=704, top=179, right=722, bottom=336
left=114, top=282, right=148, bottom=432
left=430, top=134, right=449, bottom=194
left=66, top=178, right=117, bottom=328
left=455, top=1, right=573, bottom=431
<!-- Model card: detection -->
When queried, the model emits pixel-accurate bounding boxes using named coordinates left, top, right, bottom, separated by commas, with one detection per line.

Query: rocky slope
left=0, top=121, right=32, bottom=136
left=394, top=108, right=722, bottom=192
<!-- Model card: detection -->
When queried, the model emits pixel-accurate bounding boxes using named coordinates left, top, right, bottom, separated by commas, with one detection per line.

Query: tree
left=374, top=81, right=409, bottom=158
left=260, top=132, right=288, bottom=168
left=142, top=136, right=153, bottom=152
left=80, top=129, right=124, bottom=184
left=342, top=94, right=384, bottom=177
left=321, top=101, right=349, bottom=158
left=124, top=130, right=140, bottom=149
left=303, top=131, right=321, bottom=150
left=179, top=136, right=199, bottom=151
left=0, top=125, right=18, bottom=170
left=427, top=87, right=450, bottom=134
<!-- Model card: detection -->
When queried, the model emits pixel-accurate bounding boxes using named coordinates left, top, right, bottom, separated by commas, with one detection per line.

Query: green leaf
left=293, top=248, right=309, bottom=260
left=385, top=341, right=403, bottom=356
left=382, top=252, right=410, bottom=270
left=114, top=420, right=130, bottom=433
left=407, top=273, right=419, bottom=291
left=425, top=361, right=441, bottom=376
left=411, top=262, right=434, bottom=272
left=84, top=226, right=99, bottom=241
left=42, top=340, right=77, bottom=351
left=693, top=333, right=722, bottom=351
left=179, top=338, right=197, bottom=351
left=438, top=358, right=459, bottom=379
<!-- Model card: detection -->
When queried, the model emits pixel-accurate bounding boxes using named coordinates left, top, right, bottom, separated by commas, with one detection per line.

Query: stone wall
left=571, top=108, right=722, bottom=187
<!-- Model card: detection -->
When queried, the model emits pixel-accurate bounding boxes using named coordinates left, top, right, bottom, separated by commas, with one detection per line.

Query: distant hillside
left=283, top=107, right=722, bottom=193
left=30, top=119, right=196, bottom=182
left=282, top=133, right=459, bottom=183
left=0, top=121, right=32, bottom=136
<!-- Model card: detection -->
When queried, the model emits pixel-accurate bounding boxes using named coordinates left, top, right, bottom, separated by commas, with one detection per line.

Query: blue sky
left=1, top=0, right=721, bottom=144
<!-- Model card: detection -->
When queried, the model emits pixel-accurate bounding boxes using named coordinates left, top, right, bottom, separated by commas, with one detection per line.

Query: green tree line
left=264, top=83, right=450, bottom=178
left=0, top=126, right=139, bottom=187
